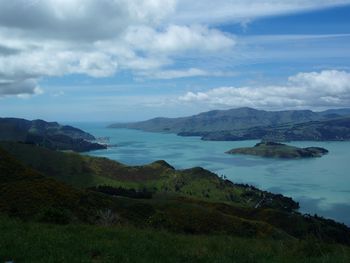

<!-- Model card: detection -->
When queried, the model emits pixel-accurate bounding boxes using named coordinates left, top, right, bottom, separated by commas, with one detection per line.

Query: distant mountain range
left=0, top=118, right=106, bottom=152
left=199, top=116, right=350, bottom=141
left=109, top=107, right=350, bottom=141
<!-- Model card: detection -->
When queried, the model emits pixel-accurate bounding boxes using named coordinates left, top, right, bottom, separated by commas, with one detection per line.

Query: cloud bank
left=179, top=70, right=350, bottom=109
left=0, top=0, right=234, bottom=96
left=0, top=0, right=349, bottom=96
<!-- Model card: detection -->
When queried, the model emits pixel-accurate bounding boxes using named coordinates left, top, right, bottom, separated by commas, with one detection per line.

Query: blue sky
left=0, top=1, right=350, bottom=122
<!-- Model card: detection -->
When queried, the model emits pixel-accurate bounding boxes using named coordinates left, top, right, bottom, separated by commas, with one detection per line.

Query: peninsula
left=0, top=117, right=106, bottom=152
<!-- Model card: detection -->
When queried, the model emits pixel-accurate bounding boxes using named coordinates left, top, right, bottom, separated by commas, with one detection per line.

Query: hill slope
left=0, top=144, right=295, bottom=239
left=0, top=117, right=106, bottom=151
left=1, top=142, right=350, bottom=245
left=0, top=141, right=298, bottom=211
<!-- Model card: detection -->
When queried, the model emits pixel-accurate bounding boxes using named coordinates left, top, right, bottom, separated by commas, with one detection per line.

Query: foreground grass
left=0, top=217, right=349, bottom=263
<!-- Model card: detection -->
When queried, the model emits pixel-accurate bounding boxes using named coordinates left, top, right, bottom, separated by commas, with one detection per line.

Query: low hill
left=0, top=117, right=106, bottom=151
left=0, top=144, right=297, bottom=239
left=109, top=107, right=350, bottom=134
left=227, top=141, right=328, bottom=159
left=0, top=141, right=298, bottom=211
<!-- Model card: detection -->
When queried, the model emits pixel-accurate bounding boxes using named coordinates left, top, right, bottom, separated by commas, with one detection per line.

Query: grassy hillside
left=1, top=144, right=350, bottom=262
left=0, top=141, right=298, bottom=211
left=1, top=216, right=350, bottom=263
left=1, top=141, right=350, bottom=246
left=0, top=144, right=295, bottom=239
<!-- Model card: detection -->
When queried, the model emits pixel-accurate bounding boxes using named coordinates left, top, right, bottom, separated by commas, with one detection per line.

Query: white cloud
left=179, top=70, right=350, bottom=109
left=140, top=68, right=208, bottom=79
left=0, top=24, right=234, bottom=84
left=137, top=68, right=237, bottom=79
left=0, top=0, right=349, bottom=96
left=0, top=0, right=237, bottom=96
left=0, top=0, right=176, bottom=41
left=125, top=25, right=235, bottom=54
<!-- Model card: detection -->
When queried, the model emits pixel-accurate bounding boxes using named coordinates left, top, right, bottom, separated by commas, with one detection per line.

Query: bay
left=71, top=122, right=350, bottom=226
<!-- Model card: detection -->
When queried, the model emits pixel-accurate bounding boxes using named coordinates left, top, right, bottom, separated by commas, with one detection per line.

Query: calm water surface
left=72, top=122, right=350, bottom=226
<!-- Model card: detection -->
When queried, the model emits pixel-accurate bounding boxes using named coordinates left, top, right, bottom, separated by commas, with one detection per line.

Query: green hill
left=0, top=141, right=298, bottom=211
left=0, top=143, right=292, bottom=238
left=1, top=142, right=350, bottom=262
left=1, top=142, right=350, bottom=245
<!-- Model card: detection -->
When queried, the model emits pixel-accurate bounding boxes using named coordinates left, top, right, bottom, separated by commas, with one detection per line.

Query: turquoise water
left=73, top=123, right=350, bottom=226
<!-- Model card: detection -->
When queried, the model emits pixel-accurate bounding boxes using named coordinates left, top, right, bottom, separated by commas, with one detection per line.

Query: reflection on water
left=71, top=122, right=350, bottom=226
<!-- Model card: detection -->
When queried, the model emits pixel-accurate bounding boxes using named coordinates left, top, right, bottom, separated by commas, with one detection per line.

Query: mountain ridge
left=109, top=107, right=350, bottom=141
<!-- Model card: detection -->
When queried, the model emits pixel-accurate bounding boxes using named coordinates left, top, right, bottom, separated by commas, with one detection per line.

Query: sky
left=0, top=0, right=350, bottom=122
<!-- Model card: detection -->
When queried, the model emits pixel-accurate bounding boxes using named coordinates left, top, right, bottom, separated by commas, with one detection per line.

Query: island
left=226, top=141, right=329, bottom=159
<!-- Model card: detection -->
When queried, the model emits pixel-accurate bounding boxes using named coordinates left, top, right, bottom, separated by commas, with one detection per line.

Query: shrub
left=36, top=207, right=73, bottom=225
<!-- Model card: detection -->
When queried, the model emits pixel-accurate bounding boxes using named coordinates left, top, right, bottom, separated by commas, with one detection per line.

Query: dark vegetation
left=1, top=216, right=350, bottom=263
left=0, top=117, right=106, bottom=151
left=89, top=185, right=153, bottom=199
left=227, top=141, right=329, bottom=159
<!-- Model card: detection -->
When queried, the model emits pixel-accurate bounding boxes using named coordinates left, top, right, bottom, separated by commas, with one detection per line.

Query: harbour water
left=72, top=122, right=350, bottom=226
